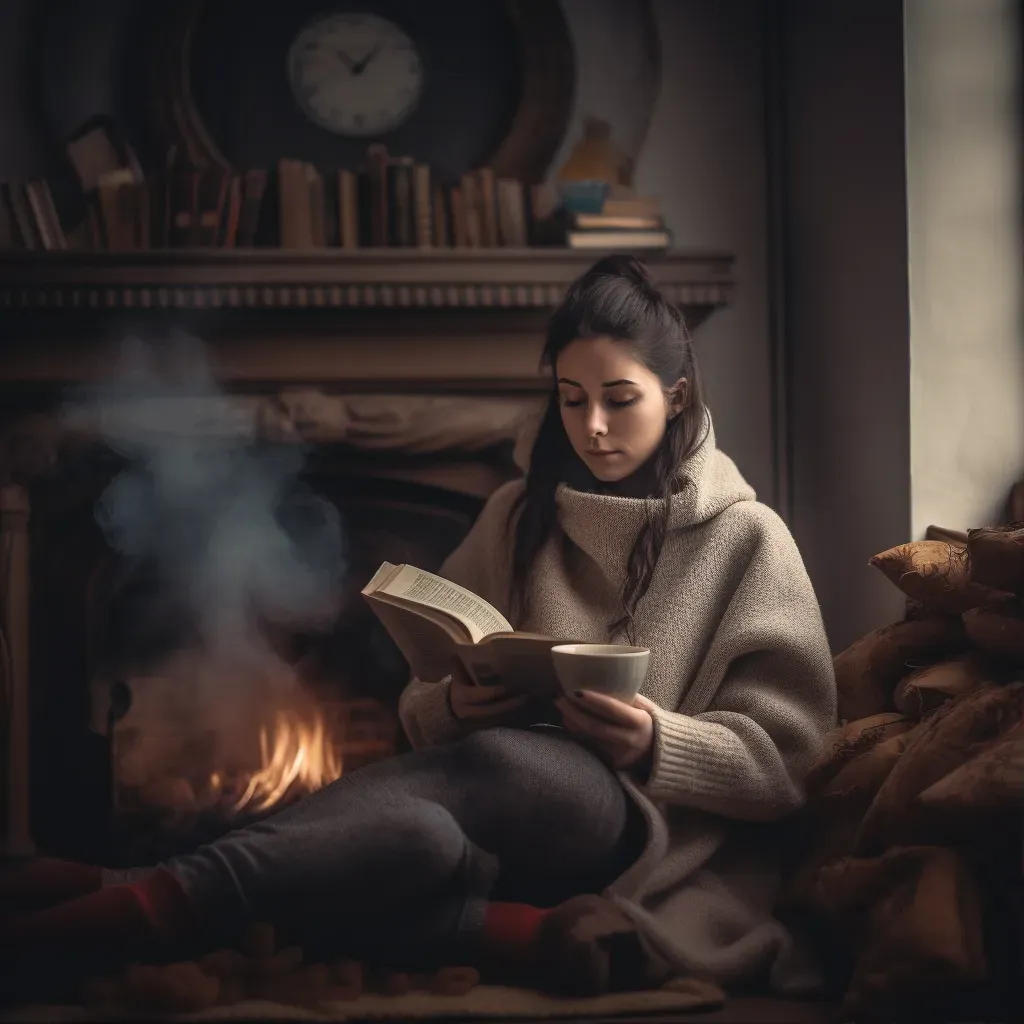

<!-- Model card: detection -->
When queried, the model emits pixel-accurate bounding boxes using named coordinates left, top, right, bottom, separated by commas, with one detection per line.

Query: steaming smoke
left=66, top=334, right=346, bottom=753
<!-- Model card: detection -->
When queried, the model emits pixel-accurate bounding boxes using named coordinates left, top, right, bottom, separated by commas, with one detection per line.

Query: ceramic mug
left=550, top=643, right=650, bottom=702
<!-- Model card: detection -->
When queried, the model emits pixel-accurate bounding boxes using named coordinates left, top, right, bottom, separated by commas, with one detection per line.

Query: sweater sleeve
left=397, top=480, right=523, bottom=750
left=637, top=506, right=838, bottom=822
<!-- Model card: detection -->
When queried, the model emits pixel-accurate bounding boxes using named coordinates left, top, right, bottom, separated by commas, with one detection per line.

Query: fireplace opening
left=23, top=433, right=521, bottom=866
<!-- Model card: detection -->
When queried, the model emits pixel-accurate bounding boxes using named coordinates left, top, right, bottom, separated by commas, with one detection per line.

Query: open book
left=361, top=562, right=569, bottom=698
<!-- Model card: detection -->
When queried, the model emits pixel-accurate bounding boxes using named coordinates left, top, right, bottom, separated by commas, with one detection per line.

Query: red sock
left=479, top=902, right=554, bottom=966
left=0, top=857, right=102, bottom=917
left=0, top=868, right=198, bottom=952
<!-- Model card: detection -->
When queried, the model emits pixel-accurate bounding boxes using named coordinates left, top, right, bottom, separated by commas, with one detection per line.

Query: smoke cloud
left=64, top=334, right=347, bottom=786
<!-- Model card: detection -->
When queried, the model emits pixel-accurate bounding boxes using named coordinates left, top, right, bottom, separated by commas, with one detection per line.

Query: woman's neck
left=565, top=455, right=665, bottom=500
left=606, top=457, right=665, bottom=499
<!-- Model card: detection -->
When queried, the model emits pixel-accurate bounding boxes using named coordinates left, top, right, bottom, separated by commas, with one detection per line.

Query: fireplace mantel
left=0, top=249, right=733, bottom=394
left=0, top=248, right=732, bottom=310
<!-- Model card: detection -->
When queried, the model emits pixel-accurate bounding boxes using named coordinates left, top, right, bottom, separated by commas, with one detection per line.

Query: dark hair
left=509, top=254, right=709, bottom=641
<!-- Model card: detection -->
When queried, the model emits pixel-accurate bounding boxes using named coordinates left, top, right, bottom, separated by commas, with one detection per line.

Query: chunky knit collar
left=554, top=414, right=756, bottom=566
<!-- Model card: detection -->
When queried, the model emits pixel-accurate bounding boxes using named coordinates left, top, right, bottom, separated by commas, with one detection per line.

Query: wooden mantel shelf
left=0, top=248, right=733, bottom=312
left=0, top=249, right=735, bottom=393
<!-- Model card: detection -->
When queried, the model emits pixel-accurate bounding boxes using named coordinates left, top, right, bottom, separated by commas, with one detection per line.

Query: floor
left=1, top=995, right=838, bottom=1023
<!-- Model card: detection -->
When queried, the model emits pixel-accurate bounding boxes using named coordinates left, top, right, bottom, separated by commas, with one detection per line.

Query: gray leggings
left=162, top=727, right=646, bottom=963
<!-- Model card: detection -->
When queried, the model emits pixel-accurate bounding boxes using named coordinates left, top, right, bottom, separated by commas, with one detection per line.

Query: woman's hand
left=448, top=660, right=530, bottom=721
left=555, top=690, right=657, bottom=771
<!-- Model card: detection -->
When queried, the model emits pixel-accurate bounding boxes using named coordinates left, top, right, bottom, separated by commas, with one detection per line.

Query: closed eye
left=560, top=395, right=640, bottom=409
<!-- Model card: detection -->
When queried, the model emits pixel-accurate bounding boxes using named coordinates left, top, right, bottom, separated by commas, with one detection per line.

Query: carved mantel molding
left=0, top=248, right=733, bottom=312
left=0, top=249, right=734, bottom=394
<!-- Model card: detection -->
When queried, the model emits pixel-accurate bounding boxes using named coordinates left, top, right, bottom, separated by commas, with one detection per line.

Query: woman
left=0, top=255, right=836, bottom=999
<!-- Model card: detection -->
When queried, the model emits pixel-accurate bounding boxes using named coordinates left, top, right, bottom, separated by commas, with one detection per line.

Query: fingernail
left=573, top=689, right=584, bottom=698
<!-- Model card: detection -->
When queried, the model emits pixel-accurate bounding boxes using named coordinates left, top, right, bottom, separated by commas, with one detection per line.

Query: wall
left=0, top=0, right=779, bottom=511
left=780, top=0, right=913, bottom=652
left=905, top=0, right=1024, bottom=537
left=780, top=0, right=1024, bottom=654
left=636, top=0, right=775, bottom=504
left=0, top=0, right=52, bottom=179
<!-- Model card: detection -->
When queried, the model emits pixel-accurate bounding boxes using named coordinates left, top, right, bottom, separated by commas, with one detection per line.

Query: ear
left=666, top=378, right=688, bottom=420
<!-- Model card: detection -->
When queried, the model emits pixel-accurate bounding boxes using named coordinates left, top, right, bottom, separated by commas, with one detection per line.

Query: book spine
left=24, top=181, right=57, bottom=250
left=449, top=184, right=468, bottom=247
left=277, top=159, right=309, bottom=248
left=413, top=163, right=432, bottom=248
left=236, top=169, right=268, bottom=246
left=338, top=169, right=359, bottom=249
left=367, top=144, right=389, bottom=247
left=85, top=194, right=104, bottom=249
left=9, top=184, right=40, bottom=249
left=430, top=183, right=449, bottom=248
left=565, top=228, right=672, bottom=250
left=392, top=157, right=414, bottom=247
left=475, top=167, right=498, bottom=247
left=219, top=174, right=242, bottom=247
left=307, top=165, right=326, bottom=247
left=496, top=178, right=527, bottom=247
left=460, top=173, right=481, bottom=248
left=168, top=169, right=201, bottom=248
left=197, top=169, right=230, bottom=247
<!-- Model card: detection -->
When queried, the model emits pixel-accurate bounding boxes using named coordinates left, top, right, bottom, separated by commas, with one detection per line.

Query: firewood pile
left=782, top=523, right=1024, bottom=1021
left=77, top=921, right=480, bottom=1015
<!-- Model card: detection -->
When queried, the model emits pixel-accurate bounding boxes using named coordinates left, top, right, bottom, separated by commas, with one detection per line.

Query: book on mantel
left=535, top=196, right=672, bottom=251
left=362, top=561, right=570, bottom=697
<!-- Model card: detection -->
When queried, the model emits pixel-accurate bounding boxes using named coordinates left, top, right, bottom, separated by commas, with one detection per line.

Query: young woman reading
left=0, top=255, right=837, bottom=1000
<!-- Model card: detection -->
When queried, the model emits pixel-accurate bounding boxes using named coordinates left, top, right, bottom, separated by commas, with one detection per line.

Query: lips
left=587, top=450, right=619, bottom=457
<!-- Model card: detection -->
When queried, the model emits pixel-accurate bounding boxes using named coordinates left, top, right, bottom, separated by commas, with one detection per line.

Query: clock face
left=286, top=12, right=424, bottom=137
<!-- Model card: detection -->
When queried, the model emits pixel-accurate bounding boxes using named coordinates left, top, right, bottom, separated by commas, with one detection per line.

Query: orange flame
left=230, top=705, right=343, bottom=814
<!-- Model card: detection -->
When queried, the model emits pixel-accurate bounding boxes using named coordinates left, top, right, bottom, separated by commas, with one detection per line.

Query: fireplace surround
left=0, top=249, right=733, bottom=866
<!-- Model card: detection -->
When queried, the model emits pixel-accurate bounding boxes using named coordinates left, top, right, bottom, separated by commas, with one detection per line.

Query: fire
left=113, top=661, right=396, bottom=822
left=229, top=704, right=343, bottom=814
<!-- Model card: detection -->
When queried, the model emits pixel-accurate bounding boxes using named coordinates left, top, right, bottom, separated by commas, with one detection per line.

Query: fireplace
left=4, top=391, right=530, bottom=866
left=0, top=249, right=732, bottom=867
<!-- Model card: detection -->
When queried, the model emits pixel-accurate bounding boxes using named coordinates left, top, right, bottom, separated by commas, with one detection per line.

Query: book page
left=377, top=564, right=513, bottom=643
left=363, top=561, right=398, bottom=594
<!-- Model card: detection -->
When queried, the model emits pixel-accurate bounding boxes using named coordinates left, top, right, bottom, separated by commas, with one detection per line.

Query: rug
left=1, top=979, right=725, bottom=1022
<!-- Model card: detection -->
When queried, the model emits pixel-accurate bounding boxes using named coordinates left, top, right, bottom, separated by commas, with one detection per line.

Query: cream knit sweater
left=398, top=419, right=837, bottom=992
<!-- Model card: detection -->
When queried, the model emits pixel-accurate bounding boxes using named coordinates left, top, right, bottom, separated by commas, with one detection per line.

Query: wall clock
left=133, top=0, right=575, bottom=183
left=286, top=12, right=425, bottom=138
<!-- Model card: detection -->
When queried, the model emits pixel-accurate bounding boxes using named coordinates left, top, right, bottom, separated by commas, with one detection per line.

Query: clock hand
left=335, top=49, right=356, bottom=72
left=351, top=42, right=381, bottom=75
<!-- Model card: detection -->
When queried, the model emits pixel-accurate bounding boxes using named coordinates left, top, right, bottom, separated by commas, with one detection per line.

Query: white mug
left=551, top=644, right=651, bottom=702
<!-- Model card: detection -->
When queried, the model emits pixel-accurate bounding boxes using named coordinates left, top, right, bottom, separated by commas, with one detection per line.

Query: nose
left=585, top=403, right=608, bottom=439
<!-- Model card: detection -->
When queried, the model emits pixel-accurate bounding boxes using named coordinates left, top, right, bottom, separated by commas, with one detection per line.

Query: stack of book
left=556, top=195, right=671, bottom=251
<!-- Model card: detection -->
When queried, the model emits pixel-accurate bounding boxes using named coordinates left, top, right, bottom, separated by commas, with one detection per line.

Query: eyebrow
left=557, top=377, right=637, bottom=388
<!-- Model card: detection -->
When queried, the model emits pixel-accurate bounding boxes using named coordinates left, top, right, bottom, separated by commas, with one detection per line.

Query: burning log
left=110, top=681, right=400, bottom=858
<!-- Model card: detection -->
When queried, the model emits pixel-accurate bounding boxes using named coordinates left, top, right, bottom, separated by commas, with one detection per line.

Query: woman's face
left=555, top=335, right=682, bottom=485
